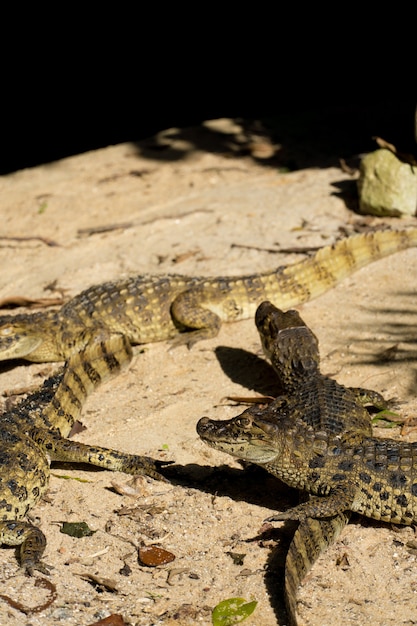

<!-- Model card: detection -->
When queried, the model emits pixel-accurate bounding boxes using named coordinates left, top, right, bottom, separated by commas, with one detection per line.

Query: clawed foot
left=265, top=510, right=307, bottom=523
left=140, top=458, right=175, bottom=482
left=168, top=334, right=201, bottom=350
left=23, top=559, right=54, bottom=577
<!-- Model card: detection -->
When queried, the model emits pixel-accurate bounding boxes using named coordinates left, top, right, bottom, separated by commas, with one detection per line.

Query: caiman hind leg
left=169, top=286, right=224, bottom=348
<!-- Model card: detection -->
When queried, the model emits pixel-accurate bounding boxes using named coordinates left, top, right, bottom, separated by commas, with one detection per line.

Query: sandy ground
left=0, top=120, right=417, bottom=626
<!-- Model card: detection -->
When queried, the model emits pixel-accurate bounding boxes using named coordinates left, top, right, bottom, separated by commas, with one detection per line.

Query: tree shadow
left=338, top=292, right=417, bottom=396
left=132, top=100, right=416, bottom=173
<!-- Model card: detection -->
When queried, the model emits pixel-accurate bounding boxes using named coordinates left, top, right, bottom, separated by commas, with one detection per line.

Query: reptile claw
left=24, top=560, right=54, bottom=577
left=137, top=458, right=175, bottom=483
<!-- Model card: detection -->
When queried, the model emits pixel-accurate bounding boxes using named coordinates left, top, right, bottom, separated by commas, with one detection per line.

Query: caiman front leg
left=267, top=483, right=357, bottom=522
left=30, top=428, right=168, bottom=481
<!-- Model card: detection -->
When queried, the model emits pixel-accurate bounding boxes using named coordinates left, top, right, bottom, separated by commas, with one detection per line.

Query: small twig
left=272, top=245, right=321, bottom=254
left=199, top=166, right=250, bottom=174
left=79, top=208, right=215, bottom=237
left=373, top=136, right=397, bottom=153
left=219, top=395, right=275, bottom=406
left=166, top=567, right=190, bottom=585
left=78, top=572, right=118, bottom=593
left=172, top=249, right=201, bottom=264
left=0, top=235, right=59, bottom=247
left=141, top=208, right=214, bottom=226
left=231, top=243, right=321, bottom=254
left=77, top=222, right=134, bottom=237
left=339, top=158, right=358, bottom=176
left=0, top=296, right=64, bottom=309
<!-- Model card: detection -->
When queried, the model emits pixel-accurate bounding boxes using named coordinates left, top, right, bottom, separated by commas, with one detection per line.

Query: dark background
left=2, top=18, right=415, bottom=175
left=2, top=96, right=415, bottom=175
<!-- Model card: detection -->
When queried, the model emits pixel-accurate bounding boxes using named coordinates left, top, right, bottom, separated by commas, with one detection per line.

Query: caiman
left=197, top=302, right=412, bottom=625
left=0, top=335, right=165, bottom=575
left=0, top=228, right=416, bottom=362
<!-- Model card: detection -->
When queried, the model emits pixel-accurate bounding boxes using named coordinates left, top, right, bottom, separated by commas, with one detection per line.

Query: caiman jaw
left=0, top=313, right=63, bottom=362
left=196, top=414, right=280, bottom=464
left=0, top=324, right=43, bottom=360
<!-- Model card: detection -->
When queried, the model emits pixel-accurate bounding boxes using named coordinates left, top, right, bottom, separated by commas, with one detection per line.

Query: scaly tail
left=42, top=333, right=132, bottom=435
left=285, top=512, right=350, bottom=626
left=262, top=228, right=417, bottom=309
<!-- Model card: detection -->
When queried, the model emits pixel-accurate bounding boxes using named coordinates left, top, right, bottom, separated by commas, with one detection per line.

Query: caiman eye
left=237, top=417, right=252, bottom=429
left=0, top=327, right=13, bottom=336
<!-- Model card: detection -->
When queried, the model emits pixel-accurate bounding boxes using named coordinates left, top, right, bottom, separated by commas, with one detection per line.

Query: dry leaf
left=111, top=475, right=149, bottom=497
left=79, top=573, right=119, bottom=593
left=138, top=545, right=176, bottom=567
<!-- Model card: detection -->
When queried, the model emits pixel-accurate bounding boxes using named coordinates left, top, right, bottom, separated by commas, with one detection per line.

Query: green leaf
left=60, top=521, right=96, bottom=538
left=212, top=597, right=257, bottom=625
left=51, top=473, right=91, bottom=483
left=371, top=409, right=402, bottom=428
left=226, top=551, right=246, bottom=566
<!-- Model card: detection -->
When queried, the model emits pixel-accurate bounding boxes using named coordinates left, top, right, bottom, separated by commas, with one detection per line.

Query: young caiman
left=0, top=228, right=416, bottom=362
left=197, top=302, right=410, bottom=625
left=0, top=334, right=165, bottom=575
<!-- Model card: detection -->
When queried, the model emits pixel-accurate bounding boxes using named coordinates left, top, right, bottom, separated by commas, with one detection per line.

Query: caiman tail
left=42, top=333, right=132, bottom=435
left=284, top=512, right=350, bottom=626
left=261, top=228, right=417, bottom=309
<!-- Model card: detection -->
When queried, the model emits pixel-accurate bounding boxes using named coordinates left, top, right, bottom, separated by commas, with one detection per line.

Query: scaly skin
left=285, top=512, right=350, bottom=625
left=199, top=406, right=417, bottom=522
left=197, top=302, right=401, bottom=626
left=0, top=335, right=166, bottom=575
left=0, top=228, right=417, bottom=361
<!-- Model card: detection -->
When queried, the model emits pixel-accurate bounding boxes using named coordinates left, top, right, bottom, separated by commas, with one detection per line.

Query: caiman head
left=197, top=401, right=332, bottom=489
left=255, top=301, right=320, bottom=389
left=0, top=312, right=60, bottom=362
left=197, top=403, right=289, bottom=465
